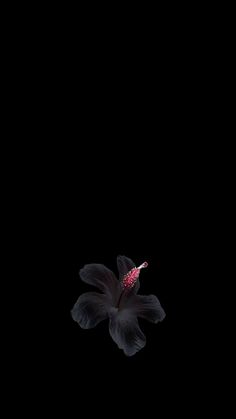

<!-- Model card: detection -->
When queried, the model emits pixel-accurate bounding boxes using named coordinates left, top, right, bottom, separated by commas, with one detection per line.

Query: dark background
left=10, top=11, right=211, bottom=412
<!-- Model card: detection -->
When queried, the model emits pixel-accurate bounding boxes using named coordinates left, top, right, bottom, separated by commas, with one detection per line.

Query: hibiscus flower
left=71, top=256, right=165, bottom=356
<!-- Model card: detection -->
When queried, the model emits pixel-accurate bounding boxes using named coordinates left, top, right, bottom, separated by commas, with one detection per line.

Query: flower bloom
left=71, top=256, right=166, bottom=356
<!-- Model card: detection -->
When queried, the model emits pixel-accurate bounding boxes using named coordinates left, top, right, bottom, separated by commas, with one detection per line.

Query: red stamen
left=121, top=261, right=148, bottom=290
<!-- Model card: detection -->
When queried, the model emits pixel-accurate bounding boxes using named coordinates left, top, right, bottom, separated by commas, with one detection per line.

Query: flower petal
left=71, top=292, right=109, bottom=329
left=131, top=294, right=166, bottom=323
left=79, top=264, right=121, bottom=302
left=117, top=255, right=135, bottom=279
left=109, top=310, right=146, bottom=356
left=117, top=255, right=140, bottom=292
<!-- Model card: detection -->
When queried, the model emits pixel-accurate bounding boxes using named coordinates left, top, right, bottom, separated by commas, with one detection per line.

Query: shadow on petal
left=109, top=310, right=146, bottom=356
left=71, top=292, right=109, bottom=329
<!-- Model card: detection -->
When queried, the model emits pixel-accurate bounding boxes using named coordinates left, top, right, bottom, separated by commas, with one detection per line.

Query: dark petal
left=71, top=292, right=109, bottom=329
left=109, top=310, right=146, bottom=356
left=131, top=294, right=166, bottom=323
left=117, top=255, right=135, bottom=279
left=79, top=264, right=121, bottom=302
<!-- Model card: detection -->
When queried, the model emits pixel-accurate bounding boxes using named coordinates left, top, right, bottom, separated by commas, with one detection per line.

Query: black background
left=11, top=11, right=210, bottom=413
left=3, top=1, right=226, bottom=413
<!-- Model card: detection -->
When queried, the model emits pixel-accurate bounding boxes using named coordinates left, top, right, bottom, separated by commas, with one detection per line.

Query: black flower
left=71, top=256, right=166, bottom=356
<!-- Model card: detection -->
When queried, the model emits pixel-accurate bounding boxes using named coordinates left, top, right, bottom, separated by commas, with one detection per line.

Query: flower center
left=121, top=261, right=148, bottom=290
left=115, top=262, right=149, bottom=309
